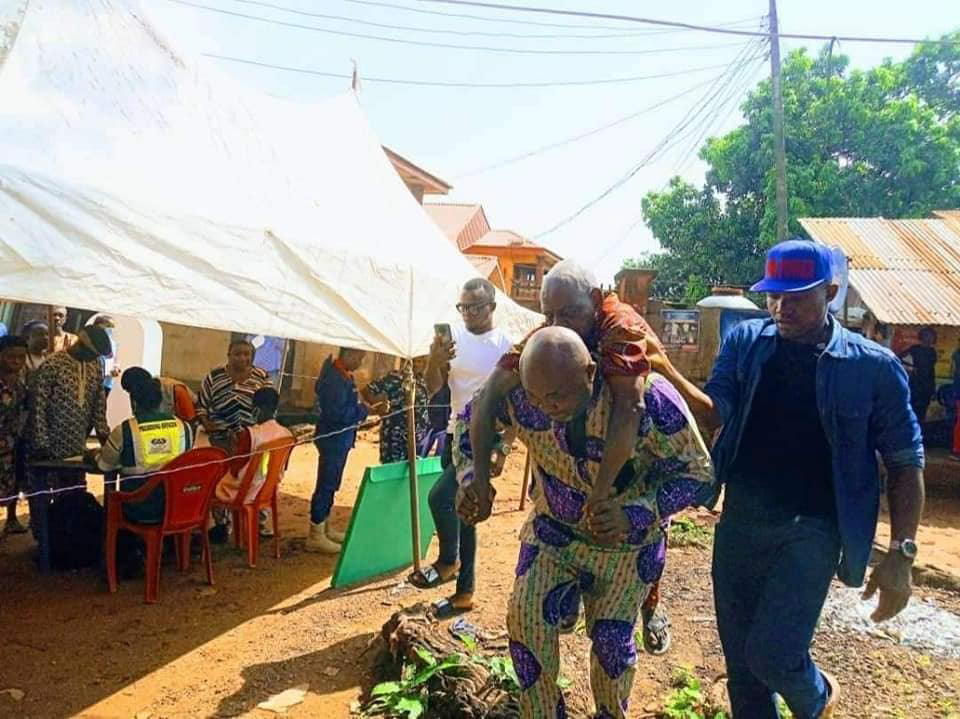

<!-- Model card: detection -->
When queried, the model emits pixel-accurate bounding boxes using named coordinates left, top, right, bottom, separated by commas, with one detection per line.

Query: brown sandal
left=432, top=593, right=474, bottom=620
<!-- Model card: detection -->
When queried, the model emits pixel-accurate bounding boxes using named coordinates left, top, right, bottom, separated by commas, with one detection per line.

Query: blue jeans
left=311, top=445, right=350, bottom=524
left=712, top=487, right=840, bottom=719
left=427, top=434, right=475, bottom=595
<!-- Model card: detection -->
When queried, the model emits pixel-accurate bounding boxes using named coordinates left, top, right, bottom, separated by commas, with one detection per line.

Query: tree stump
left=379, top=604, right=520, bottom=718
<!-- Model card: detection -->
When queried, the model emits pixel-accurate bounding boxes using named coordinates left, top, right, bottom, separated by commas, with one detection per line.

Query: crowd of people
left=0, top=318, right=450, bottom=564
left=0, top=237, right=948, bottom=718
left=0, top=324, right=293, bottom=557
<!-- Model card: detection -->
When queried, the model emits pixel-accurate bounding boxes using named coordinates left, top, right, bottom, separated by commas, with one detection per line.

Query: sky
left=148, top=0, right=957, bottom=283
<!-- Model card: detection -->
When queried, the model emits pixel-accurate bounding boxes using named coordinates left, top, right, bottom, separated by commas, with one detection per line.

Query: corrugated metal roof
left=934, top=210, right=960, bottom=236
left=799, top=216, right=960, bottom=326
left=423, top=203, right=491, bottom=251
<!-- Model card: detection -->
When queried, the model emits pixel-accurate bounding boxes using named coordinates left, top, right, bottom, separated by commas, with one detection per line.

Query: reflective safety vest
left=133, top=418, right=185, bottom=470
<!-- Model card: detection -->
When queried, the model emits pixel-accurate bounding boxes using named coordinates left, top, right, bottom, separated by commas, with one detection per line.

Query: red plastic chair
left=105, top=447, right=228, bottom=604
left=211, top=437, right=295, bottom=568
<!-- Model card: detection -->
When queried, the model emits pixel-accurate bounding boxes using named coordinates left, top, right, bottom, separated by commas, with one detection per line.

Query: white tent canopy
left=0, top=0, right=540, bottom=356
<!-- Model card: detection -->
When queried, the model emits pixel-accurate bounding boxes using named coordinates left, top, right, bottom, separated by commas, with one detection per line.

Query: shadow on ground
left=0, top=490, right=356, bottom=718
left=214, top=632, right=381, bottom=718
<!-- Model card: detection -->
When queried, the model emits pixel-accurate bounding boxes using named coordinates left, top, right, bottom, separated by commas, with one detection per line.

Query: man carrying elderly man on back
left=457, top=325, right=713, bottom=719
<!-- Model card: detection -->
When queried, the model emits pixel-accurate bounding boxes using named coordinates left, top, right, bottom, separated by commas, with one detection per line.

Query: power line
left=587, top=44, right=769, bottom=266
left=415, top=0, right=960, bottom=46
left=228, top=0, right=758, bottom=39
left=454, top=22, right=770, bottom=177
left=168, top=0, right=747, bottom=55
left=668, top=53, right=767, bottom=176
left=597, top=51, right=769, bottom=268
left=531, top=38, right=768, bottom=240
left=341, top=0, right=764, bottom=33
left=202, top=53, right=744, bottom=89
left=454, top=72, right=729, bottom=178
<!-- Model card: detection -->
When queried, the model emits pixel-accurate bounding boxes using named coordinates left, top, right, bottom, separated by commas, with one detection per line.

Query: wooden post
left=769, top=0, right=789, bottom=243
left=404, top=361, right=422, bottom=574
left=46, top=305, right=56, bottom=353
left=276, top=339, right=290, bottom=395
left=518, top=451, right=531, bottom=511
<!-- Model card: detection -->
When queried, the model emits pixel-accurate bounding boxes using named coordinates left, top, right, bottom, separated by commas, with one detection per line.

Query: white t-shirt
left=446, top=323, right=514, bottom=433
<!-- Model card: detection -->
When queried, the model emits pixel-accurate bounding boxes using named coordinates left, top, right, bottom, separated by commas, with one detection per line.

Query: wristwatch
left=889, top=538, right=918, bottom=560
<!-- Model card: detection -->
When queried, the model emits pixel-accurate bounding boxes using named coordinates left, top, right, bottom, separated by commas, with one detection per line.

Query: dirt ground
left=1, top=437, right=959, bottom=719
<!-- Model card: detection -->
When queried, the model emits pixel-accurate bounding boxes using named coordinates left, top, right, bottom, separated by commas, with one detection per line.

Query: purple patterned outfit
left=454, top=373, right=713, bottom=718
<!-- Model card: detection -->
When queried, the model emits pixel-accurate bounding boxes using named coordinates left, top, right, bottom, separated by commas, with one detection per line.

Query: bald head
left=519, top=326, right=596, bottom=421
left=540, top=259, right=602, bottom=342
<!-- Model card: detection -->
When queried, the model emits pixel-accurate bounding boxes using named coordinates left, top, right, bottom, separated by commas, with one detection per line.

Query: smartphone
left=434, top=323, right=453, bottom=344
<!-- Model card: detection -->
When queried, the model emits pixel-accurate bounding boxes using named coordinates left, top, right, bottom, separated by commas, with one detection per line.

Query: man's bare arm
left=469, top=366, right=519, bottom=489
left=425, top=336, right=452, bottom=397
left=864, top=465, right=924, bottom=622
left=887, top=465, right=924, bottom=545
left=645, top=333, right=722, bottom=430
left=592, top=375, right=643, bottom=505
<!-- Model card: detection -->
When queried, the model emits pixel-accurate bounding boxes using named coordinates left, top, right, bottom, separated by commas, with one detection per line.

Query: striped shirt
left=197, top=366, right=270, bottom=436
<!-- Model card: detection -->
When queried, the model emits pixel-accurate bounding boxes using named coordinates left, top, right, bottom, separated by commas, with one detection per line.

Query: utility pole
left=769, top=0, right=789, bottom=242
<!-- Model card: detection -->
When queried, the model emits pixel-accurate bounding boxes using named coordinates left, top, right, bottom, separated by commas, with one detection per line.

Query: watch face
left=901, top=539, right=918, bottom=559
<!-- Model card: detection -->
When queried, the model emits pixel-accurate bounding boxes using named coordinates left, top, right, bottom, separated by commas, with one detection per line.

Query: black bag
left=48, top=491, right=104, bottom=570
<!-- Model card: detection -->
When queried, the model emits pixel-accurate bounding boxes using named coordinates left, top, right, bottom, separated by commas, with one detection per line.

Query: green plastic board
left=331, top=456, right=444, bottom=588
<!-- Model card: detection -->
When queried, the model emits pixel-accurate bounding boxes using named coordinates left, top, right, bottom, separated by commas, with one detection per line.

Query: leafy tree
left=633, top=33, right=960, bottom=301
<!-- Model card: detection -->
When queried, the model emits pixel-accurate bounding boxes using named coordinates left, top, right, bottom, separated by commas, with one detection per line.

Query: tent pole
left=519, top=451, right=531, bottom=511
left=404, top=361, right=422, bottom=573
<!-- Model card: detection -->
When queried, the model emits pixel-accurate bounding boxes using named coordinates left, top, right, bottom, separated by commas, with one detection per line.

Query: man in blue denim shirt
left=651, top=240, right=925, bottom=719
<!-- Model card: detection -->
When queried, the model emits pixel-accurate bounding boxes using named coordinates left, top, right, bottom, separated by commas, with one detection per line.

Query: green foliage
left=668, top=516, right=713, bottom=549
left=484, top=655, right=521, bottom=694
left=455, top=632, right=522, bottom=694
left=658, top=665, right=728, bottom=719
left=660, top=666, right=727, bottom=719
left=362, top=647, right=467, bottom=718
left=453, top=632, right=574, bottom=697
left=670, top=664, right=699, bottom=690
left=633, top=33, right=960, bottom=301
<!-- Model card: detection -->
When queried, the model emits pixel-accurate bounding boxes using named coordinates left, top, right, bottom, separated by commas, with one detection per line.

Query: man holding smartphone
left=411, top=278, right=514, bottom=617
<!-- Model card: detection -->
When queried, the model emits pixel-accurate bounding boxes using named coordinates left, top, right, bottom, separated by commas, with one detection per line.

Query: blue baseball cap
left=750, top=239, right=834, bottom=293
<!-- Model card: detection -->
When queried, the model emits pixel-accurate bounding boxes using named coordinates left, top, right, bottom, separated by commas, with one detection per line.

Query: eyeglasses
left=456, top=301, right=493, bottom=316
